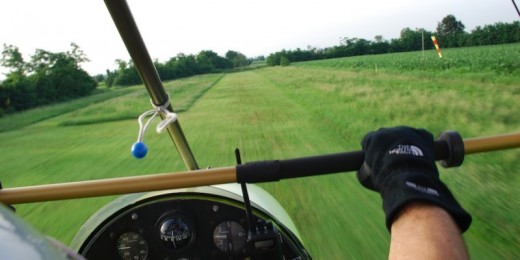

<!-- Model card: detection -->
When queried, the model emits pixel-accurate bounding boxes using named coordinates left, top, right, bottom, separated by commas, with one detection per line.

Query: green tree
left=266, top=52, right=280, bottom=66
left=67, top=42, right=90, bottom=68
left=29, top=48, right=95, bottom=102
left=467, top=21, right=520, bottom=46
left=266, top=50, right=289, bottom=66
left=225, top=50, right=249, bottom=68
left=347, top=38, right=370, bottom=56
left=105, top=69, right=115, bottom=88
left=93, top=74, right=105, bottom=83
left=1, top=44, right=33, bottom=112
left=279, top=56, right=291, bottom=66
left=1, top=43, right=96, bottom=112
left=398, top=28, right=421, bottom=51
left=0, top=72, right=36, bottom=112
left=392, top=28, right=434, bottom=52
left=173, top=54, right=199, bottom=77
left=436, top=14, right=466, bottom=47
left=113, top=59, right=140, bottom=86
left=371, top=35, right=391, bottom=54
left=1, top=44, right=26, bottom=75
left=196, top=50, right=232, bottom=72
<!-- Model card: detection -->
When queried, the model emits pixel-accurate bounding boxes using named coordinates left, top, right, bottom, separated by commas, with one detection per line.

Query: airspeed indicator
left=116, top=232, right=148, bottom=260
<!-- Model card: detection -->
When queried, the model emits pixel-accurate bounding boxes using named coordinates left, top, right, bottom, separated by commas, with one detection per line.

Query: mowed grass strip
left=181, top=71, right=389, bottom=258
left=0, top=87, right=137, bottom=132
left=57, top=73, right=224, bottom=126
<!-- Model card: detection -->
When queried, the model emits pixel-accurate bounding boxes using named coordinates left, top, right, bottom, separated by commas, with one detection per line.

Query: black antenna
left=235, top=148, right=283, bottom=259
left=513, top=0, right=520, bottom=17
left=235, top=148, right=255, bottom=232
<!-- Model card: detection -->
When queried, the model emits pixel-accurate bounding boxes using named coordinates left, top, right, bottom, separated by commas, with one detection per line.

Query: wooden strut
left=0, top=132, right=519, bottom=205
left=104, top=0, right=198, bottom=170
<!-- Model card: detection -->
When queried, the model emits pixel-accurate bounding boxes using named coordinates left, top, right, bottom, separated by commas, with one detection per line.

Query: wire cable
left=512, top=0, right=520, bottom=17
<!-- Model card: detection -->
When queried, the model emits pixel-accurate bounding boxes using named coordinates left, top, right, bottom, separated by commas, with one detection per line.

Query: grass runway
left=1, top=46, right=519, bottom=258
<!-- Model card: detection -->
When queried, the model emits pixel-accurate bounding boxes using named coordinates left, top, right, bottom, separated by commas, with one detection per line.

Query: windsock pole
left=431, top=36, right=443, bottom=58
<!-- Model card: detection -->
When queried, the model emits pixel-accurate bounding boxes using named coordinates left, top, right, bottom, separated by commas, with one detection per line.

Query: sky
left=0, top=0, right=518, bottom=77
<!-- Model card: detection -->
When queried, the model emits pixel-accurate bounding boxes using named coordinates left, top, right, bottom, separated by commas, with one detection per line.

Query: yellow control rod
left=0, top=132, right=519, bottom=205
left=0, top=167, right=236, bottom=205
left=464, top=132, right=520, bottom=154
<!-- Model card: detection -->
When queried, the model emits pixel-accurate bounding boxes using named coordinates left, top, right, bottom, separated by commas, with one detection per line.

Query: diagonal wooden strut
left=104, top=0, right=198, bottom=170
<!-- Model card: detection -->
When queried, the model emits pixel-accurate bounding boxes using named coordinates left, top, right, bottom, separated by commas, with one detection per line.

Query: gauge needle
left=118, top=246, right=131, bottom=250
left=172, top=230, right=177, bottom=248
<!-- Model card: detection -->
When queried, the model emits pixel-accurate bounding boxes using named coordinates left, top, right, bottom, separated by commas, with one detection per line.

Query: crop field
left=297, top=43, right=520, bottom=79
left=0, top=44, right=519, bottom=259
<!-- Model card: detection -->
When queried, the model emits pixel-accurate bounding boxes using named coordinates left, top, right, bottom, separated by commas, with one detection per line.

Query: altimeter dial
left=213, top=221, right=247, bottom=254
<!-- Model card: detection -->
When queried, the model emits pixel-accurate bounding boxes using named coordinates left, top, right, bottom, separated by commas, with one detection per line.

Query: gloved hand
left=357, top=126, right=472, bottom=232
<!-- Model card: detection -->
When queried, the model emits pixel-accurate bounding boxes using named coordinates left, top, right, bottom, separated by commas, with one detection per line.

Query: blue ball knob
left=131, top=142, right=148, bottom=159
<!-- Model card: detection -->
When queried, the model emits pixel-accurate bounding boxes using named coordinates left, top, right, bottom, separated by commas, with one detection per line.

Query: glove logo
left=405, top=181, right=440, bottom=196
left=388, top=145, right=423, bottom=156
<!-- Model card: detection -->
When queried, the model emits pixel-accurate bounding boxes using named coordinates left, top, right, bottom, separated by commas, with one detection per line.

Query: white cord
left=136, top=96, right=178, bottom=143
left=137, top=109, right=159, bottom=142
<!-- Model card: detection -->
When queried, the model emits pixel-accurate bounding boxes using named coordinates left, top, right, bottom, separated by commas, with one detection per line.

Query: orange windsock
left=431, top=36, right=443, bottom=58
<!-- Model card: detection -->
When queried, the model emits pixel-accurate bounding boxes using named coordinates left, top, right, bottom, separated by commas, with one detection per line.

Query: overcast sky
left=1, top=0, right=518, bottom=77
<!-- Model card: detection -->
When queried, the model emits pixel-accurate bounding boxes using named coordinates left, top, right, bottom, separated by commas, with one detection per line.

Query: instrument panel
left=77, top=193, right=308, bottom=259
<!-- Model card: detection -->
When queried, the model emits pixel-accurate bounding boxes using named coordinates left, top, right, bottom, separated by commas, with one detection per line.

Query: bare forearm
left=389, top=202, right=469, bottom=260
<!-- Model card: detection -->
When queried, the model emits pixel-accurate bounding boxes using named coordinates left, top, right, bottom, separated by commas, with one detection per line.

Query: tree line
left=2, top=14, right=517, bottom=115
left=267, top=15, right=520, bottom=66
left=0, top=43, right=96, bottom=114
left=0, top=45, right=252, bottom=114
left=102, top=50, right=252, bottom=87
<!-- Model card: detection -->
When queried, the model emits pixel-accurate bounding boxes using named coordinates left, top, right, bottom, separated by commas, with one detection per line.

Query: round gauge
left=213, top=221, right=247, bottom=254
left=158, top=216, right=195, bottom=250
left=116, top=232, right=148, bottom=260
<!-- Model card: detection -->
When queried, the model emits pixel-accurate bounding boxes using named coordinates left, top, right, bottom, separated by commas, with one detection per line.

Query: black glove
left=357, top=126, right=471, bottom=232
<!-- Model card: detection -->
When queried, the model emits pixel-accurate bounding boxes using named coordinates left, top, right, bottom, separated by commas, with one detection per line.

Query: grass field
left=0, top=44, right=519, bottom=259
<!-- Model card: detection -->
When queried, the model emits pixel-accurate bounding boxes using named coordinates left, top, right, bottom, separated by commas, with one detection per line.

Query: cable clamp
left=131, top=96, right=178, bottom=159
